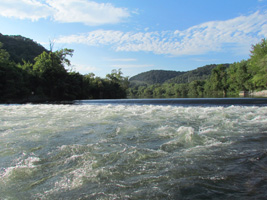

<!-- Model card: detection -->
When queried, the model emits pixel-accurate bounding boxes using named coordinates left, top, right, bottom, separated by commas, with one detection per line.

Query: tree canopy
left=1, top=33, right=266, bottom=102
left=0, top=33, right=47, bottom=63
left=249, top=38, right=267, bottom=89
left=0, top=39, right=129, bottom=103
left=129, top=70, right=185, bottom=85
left=128, top=39, right=267, bottom=98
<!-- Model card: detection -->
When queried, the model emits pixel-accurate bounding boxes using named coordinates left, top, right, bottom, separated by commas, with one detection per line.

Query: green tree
left=105, top=69, right=129, bottom=98
left=153, top=85, right=166, bottom=98
left=0, top=43, right=29, bottom=101
left=163, top=84, right=175, bottom=98
left=32, top=49, right=73, bottom=100
left=249, top=39, right=267, bottom=89
left=0, top=42, right=10, bottom=62
left=143, top=86, right=154, bottom=98
left=82, top=73, right=96, bottom=99
left=65, top=72, right=84, bottom=100
left=174, top=83, right=189, bottom=97
left=188, top=80, right=205, bottom=97
left=227, top=60, right=252, bottom=95
left=206, top=64, right=228, bottom=97
left=0, top=34, right=47, bottom=64
left=106, top=69, right=129, bottom=90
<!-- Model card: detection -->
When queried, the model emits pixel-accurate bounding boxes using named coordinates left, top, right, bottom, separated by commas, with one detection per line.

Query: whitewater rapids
left=0, top=103, right=266, bottom=199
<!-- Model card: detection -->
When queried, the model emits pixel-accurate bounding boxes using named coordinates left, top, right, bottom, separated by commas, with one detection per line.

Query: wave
left=0, top=104, right=267, bottom=199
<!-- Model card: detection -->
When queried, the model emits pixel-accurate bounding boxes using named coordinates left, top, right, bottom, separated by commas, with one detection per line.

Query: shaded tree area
left=0, top=43, right=129, bottom=103
left=130, top=70, right=185, bottom=86
left=249, top=38, right=267, bottom=89
left=166, top=64, right=227, bottom=84
left=1, top=35, right=266, bottom=102
left=128, top=39, right=267, bottom=98
left=129, top=64, right=227, bottom=87
left=0, top=33, right=48, bottom=64
left=0, top=45, right=30, bottom=101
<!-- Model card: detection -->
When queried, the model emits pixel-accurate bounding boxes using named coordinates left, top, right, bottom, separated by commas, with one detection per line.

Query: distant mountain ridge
left=0, top=33, right=230, bottom=88
left=0, top=33, right=47, bottom=63
left=129, top=64, right=230, bottom=86
left=129, top=70, right=185, bottom=85
left=166, top=64, right=230, bottom=84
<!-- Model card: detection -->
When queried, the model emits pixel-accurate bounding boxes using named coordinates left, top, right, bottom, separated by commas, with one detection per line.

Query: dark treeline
left=130, top=70, right=185, bottom=85
left=0, top=33, right=48, bottom=64
left=128, top=39, right=267, bottom=98
left=1, top=35, right=266, bottom=102
left=0, top=43, right=129, bottom=103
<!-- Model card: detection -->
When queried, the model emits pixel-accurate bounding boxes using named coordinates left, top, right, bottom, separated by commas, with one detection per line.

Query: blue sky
left=0, top=0, right=267, bottom=78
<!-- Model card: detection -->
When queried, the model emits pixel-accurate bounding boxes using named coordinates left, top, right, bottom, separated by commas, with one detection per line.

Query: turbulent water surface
left=0, top=99, right=267, bottom=199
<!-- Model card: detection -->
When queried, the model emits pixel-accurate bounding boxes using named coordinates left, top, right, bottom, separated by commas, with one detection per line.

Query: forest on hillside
left=129, top=70, right=185, bottom=86
left=0, top=33, right=47, bottom=64
left=0, top=34, right=129, bottom=103
left=128, top=39, right=267, bottom=98
left=129, top=64, right=228, bottom=86
left=0, top=33, right=266, bottom=102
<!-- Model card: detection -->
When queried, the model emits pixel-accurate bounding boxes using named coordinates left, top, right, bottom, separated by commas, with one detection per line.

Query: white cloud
left=111, top=64, right=154, bottom=69
left=192, top=58, right=218, bottom=62
left=0, top=0, right=130, bottom=25
left=105, top=58, right=137, bottom=62
left=259, top=24, right=267, bottom=37
left=47, top=0, right=129, bottom=25
left=0, top=0, right=53, bottom=21
left=71, top=63, right=98, bottom=74
left=57, top=11, right=267, bottom=56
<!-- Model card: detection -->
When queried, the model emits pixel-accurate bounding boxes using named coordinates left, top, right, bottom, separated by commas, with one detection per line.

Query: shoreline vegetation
left=0, top=34, right=266, bottom=103
left=127, top=39, right=267, bottom=99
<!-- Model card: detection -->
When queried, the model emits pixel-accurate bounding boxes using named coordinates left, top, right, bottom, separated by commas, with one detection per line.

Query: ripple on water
left=0, top=104, right=266, bottom=199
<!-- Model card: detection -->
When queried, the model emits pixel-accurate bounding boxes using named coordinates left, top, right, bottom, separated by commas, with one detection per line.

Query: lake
left=1, top=98, right=267, bottom=199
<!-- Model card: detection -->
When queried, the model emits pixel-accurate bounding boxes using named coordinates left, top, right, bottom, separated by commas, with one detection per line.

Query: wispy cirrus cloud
left=111, top=64, right=154, bottom=69
left=47, top=0, right=130, bottom=25
left=57, top=11, right=267, bottom=56
left=71, top=63, right=98, bottom=74
left=105, top=57, right=153, bottom=69
left=105, top=58, right=137, bottom=62
left=0, top=0, right=130, bottom=25
left=0, top=0, right=53, bottom=21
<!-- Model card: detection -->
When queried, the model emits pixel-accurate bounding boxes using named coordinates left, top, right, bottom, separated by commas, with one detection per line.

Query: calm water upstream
left=0, top=99, right=267, bottom=199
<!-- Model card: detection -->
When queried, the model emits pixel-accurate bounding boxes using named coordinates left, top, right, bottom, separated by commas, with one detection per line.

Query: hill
left=166, top=64, right=230, bottom=84
left=0, top=34, right=129, bottom=103
left=129, top=70, right=185, bottom=86
left=129, top=64, right=230, bottom=86
left=0, top=33, right=47, bottom=63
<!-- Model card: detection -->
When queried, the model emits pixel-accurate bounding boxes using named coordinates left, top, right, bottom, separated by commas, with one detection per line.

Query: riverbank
left=251, top=90, right=267, bottom=97
left=240, top=90, right=267, bottom=97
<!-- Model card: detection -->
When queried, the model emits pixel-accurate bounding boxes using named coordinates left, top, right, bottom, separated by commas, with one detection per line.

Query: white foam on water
left=54, top=158, right=98, bottom=190
left=0, top=104, right=267, bottom=199
left=1, top=153, right=40, bottom=181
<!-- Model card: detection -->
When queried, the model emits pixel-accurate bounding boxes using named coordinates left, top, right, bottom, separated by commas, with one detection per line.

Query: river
left=0, top=99, right=267, bottom=199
